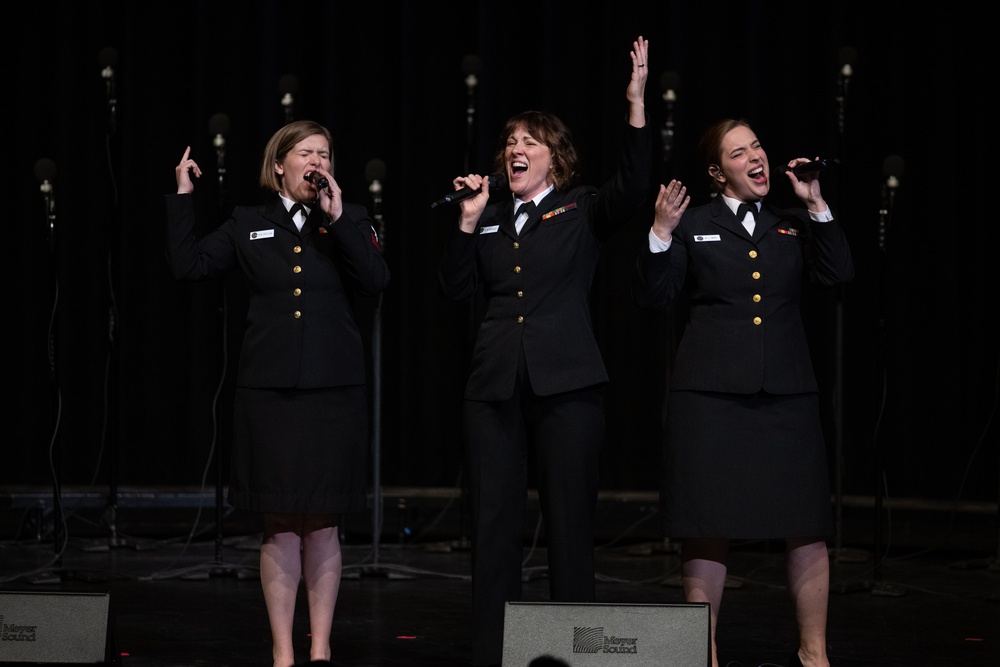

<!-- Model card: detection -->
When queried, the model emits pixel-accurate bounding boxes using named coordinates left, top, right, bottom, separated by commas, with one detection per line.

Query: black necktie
left=288, top=203, right=306, bottom=228
left=514, top=201, right=535, bottom=221
left=737, top=202, right=757, bottom=222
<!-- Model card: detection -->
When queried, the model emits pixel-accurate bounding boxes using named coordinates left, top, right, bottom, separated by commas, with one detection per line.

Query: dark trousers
left=463, top=361, right=604, bottom=666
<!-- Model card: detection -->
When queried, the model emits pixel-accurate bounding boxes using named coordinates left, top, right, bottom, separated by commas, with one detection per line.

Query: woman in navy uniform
left=438, top=36, right=651, bottom=667
left=167, top=120, right=389, bottom=667
left=632, top=118, right=854, bottom=667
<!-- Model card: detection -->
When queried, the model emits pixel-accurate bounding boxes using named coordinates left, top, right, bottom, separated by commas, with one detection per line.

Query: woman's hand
left=651, top=179, right=689, bottom=243
left=175, top=146, right=202, bottom=194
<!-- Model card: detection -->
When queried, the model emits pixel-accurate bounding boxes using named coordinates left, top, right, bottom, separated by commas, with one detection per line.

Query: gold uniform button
left=753, top=316, right=762, bottom=325
left=752, top=294, right=761, bottom=303
left=514, top=266, right=522, bottom=273
left=752, top=271, right=761, bottom=280
left=294, top=311, right=302, bottom=319
left=516, top=290, right=524, bottom=298
left=516, top=316, right=524, bottom=324
left=293, top=288, right=302, bottom=297
left=513, top=241, right=520, bottom=249
left=293, top=266, right=302, bottom=274
left=293, top=246, right=302, bottom=254
left=749, top=250, right=757, bottom=258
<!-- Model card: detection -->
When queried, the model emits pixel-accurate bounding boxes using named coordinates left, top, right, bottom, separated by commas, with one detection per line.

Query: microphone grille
left=488, top=172, right=508, bottom=189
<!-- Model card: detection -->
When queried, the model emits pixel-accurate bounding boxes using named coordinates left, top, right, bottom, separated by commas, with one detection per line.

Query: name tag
left=250, top=229, right=275, bottom=239
left=480, top=225, right=500, bottom=234
left=694, top=234, right=721, bottom=242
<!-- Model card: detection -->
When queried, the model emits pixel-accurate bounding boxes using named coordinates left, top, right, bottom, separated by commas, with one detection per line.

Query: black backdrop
left=9, top=3, right=997, bottom=516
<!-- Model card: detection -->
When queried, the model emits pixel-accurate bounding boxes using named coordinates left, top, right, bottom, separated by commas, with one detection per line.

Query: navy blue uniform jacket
left=439, top=124, right=651, bottom=401
left=632, top=195, right=854, bottom=395
left=166, top=194, right=389, bottom=389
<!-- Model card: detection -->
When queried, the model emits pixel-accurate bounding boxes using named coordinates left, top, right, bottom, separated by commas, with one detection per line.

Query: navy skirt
left=661, top=390, right=834, bottom=539
left=227, top=386, right=369, bottom=515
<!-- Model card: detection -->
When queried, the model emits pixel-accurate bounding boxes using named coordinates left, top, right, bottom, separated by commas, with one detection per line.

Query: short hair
left=698, top=118, right=752, bottom=192
left=258, top=120, right=333, bottom=193
left=492, top=110, right=579, bottom=190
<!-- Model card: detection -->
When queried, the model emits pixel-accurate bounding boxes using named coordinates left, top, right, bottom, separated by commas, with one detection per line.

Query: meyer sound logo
left=1, top=613, right=39, bottom=643
left=573, top=626, right=639, bottom=655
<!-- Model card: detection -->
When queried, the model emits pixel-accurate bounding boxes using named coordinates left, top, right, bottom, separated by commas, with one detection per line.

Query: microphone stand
left=194, top=124, right=256, bottom=580
left=42, top=169, right=65, bottom=565
left=351, top=166, right=414, bottom=581
left=451, top=56, right=481, bottom=554
left=869, top=177, right=905, bottom=596
left=95, top=48, right=134, bottom=553
left=829, top=54, right=869, bottom=566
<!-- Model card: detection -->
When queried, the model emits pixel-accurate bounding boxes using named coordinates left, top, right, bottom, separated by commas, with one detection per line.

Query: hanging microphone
left=36, top=157, right=56, bottom=203
left=99, top=46, right=118, bottom=133
left=660, top=71, right=680, bottom=163
left=367, top=158, right=387, bottom=243
left=366, top=159, right=387, bottom=195
left=879, top=154, right=903, bottom=251
left=279, top=74, right=298, bottom=123
left=784, top=158, right=841, bottom=176
left=306, top=171, right=329, bottom=190
left=35, top=158, right=57, bottom=243
left=462, top=55, right=481, bottom=93
left=838, top=46, right=857, bottom=84
left=883, top=154, right=904, bottom=189
left=209, top=112, right=229, bottom=162
left=430, top=172, right=507, bottom=208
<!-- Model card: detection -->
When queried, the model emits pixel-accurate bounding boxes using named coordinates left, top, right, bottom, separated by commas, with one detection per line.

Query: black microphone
left=883, top=154, right=904, bottom=189
left=99, top=46, right=118, bottom=134
left=209, top=113, right=229, bottom=162
left=783, top=158, right=841, bottom=176
left=838, top=46, right=857, bottom=84
left=209, top=112, right=229, bottom=191
left=279, top=74, right=298, bottom=123
left=366, top=159, right=387, bottom=193
left=430, top=172, right=507, bottom=208
left=35, top=158, right=57, bottom=245
left=306, top=171, right=329, bottom=190
left=367, top=158, right=387, bottom=239
left=660, top=71, right=680, bottom=163
left=879, top=155, right=903, bottom=251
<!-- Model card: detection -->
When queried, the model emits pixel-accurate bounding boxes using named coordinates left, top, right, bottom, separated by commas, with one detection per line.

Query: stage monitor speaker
left=502, top=601, right=710, bottom=666
left=0, top=591, right=111, bottom=664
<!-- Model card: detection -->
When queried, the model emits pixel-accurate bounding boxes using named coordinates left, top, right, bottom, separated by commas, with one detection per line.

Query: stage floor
left=1, top=492, right=998, bottom=667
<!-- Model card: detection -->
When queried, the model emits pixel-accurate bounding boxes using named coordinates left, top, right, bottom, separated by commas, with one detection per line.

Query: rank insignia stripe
left=541, top=202, right=577, bottom=220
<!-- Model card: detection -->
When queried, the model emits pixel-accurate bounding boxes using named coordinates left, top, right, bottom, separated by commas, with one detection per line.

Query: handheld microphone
left=783, top=158, right=841, bottom=176
left=431, top=172, right=507, bottom=208
left=306, top=171, right=329, bottom=190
